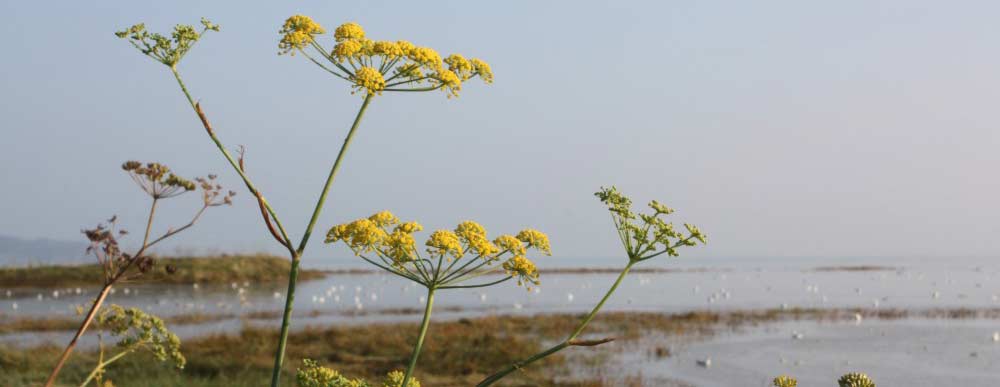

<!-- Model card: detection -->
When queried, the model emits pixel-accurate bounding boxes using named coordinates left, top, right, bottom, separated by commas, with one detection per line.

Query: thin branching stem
left=170, top=68, right=295, bottom=256
left=476, top=261, right=634, bottom=387
left=43, top=284, right=112, bottom=387
left=270, top=94, right=374, bottom=387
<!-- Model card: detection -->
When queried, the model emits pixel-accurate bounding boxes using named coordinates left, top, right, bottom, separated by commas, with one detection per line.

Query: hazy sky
left=2, top=1, right=999, bottom=263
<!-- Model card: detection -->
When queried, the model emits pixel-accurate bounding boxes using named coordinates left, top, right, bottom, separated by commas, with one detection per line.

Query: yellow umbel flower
left=493, top=234, right=527, bottom=256
left=470, top=58, right=493, bottom=83
left=468, top=236, right=500, bottom=257
left=325, top=218, right=388, bottom=253
left=296, top=359, right=370, bottom=387
left=454, top=221, right=498, bottom=256
left=383, top=370, right=420, bottom=387
left=445, top=54, right=473, bottom=80
left=352, top=66, right=386, bottom=96
left=455, top=221, right=487, bottom=241
left=279, top=15, right=325, bottom=55
left=426, top=230, right=463, bottom=259
left=395, top=221, right=423, bottom=234
left=434, top=69, right=462, bottom=98
left=369, top=210, right=399, bottom=227
left=517, top=229, right=552, bottom=255
left=332, top=40, right=365, bottom=62
left=503, top=256, right=539, bottom=287
left=372, top=41, right=405, bottom=59
left=408, top=46, right=443, bottom=70
left=395, top=40, right=416, bottom=56
left=384, top=231, right=417, bottom=265
left=334, top=22, right=365, bottom=42
left=773, top=375, right=797, bottom=387
left=838, top=373, right=875, bottom=387
left=279, top=16, right=493, bottom=98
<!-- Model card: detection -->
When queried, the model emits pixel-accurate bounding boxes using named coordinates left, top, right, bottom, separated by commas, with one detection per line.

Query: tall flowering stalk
left=324, top=211, right=549, bottom=386
left=477, top=187, right=707, bottom=386
left=42, top=162, right=231, bottom=387
left=115, top=15, right=492, bottom=386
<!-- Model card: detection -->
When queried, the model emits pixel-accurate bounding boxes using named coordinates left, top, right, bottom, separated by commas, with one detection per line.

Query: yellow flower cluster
left=383, top=370, right=421, bottom=387
left=278, top=15, right=325, bottom=55
left=493, top=234, right=527, bottom=256
left=773, top=375, right=797, bottom=387
left=296, top=359, right=405, bottom=387
left=838, top=373, right=875, bottom=387
left=334, top=22, right=365, bottom=41
left=279, top=17, right=493, bottom=98
left=352, top=66, right=386, bottom=95
left=369, top=210, right=400, bottom=227
left=516, top=229, right=552, bottom=255
left=445, top=54, right=473, bottom=80
left=325, top=211, right=549, bottom=289
left=326, top=210, right=426, bottom=265
left=426, top=230, right=464, bottom=259
left=470, top=58, right=493, bottom=83
left=372, top=40, right=405, bottom=58
left=502, top=256, right=539, bottom=287
left=455, top=221, right=499, bottom=257
left=332, top=39, right=365, bottom=61
left=326, top=219, right=387, bottom=253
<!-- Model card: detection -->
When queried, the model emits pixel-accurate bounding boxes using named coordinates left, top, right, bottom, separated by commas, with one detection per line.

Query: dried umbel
left=195, top=174, right=237, bottom=207
left=44, top=162, right=229, bottom=387
left=773, top=375, right=798, bottom=387
left=278, top=16, right=493, bottom=97
left=84, top=162, right=234, bottom=284
left=595, top=186, right=706, bottom=261
left=115, top=18, right=219, bottom=67
left=325, top=211, right=549, bottom=289
left=122, top=161, right=195, bottom=199
left=838, top=373, right=876, bottom=387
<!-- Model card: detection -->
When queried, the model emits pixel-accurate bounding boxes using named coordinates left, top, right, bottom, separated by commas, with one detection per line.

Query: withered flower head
left=122, top=161, right=196, bottom=199
left=195, top=174, right=236, bottom=207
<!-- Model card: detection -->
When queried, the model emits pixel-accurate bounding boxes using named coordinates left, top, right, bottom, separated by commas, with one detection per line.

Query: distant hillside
left=0, top=234, right=87, bottom=267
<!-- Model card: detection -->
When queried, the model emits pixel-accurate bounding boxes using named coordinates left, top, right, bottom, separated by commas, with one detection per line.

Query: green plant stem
left=476, top=261, right=635, bottom=387
left=295, top=94, right=373, bottom=255
left=269, top=256, right=300, bottom=387
left=270, top=94, right=374, bottom=387
left=168, top=67, right=376, bottom=387
left=401, top=288, right=435, bottom=387
left=169, top=67, right=294, bottom=253
left=78, top=348, right=133, bottom=387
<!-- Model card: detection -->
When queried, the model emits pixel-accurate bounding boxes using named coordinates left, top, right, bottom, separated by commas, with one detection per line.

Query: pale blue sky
left=2, top=1, right=1000, bottom=263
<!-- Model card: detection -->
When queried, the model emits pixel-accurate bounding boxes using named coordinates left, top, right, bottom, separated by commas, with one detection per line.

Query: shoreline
left=5, top=306, right=1000, bottom=386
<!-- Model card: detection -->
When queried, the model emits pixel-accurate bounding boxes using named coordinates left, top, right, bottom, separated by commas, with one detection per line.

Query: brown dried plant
left=43, top=161, right=232, bottom=387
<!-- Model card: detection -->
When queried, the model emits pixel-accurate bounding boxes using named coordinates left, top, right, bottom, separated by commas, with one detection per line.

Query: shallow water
left=648, top=318, right=1000, bottom=387
left=5, top=256, right=1000, bottom=384
left=5, top=256, right=1000, bottom=322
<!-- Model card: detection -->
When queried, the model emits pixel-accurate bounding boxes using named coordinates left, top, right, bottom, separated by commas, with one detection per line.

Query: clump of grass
left=0, top=254, right=327, bottom=288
